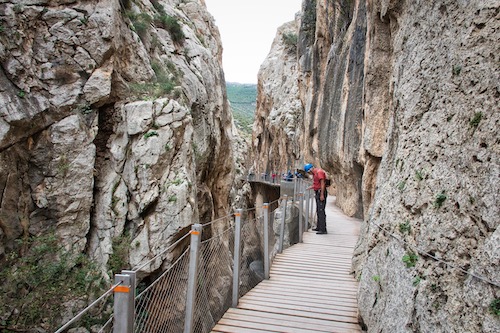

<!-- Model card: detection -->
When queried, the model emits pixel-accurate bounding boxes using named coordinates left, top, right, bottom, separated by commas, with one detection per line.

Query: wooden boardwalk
left=212, top=198, right=363, bottom=333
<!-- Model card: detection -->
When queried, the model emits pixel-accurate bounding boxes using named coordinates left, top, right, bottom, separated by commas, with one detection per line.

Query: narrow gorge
left=0, top=0, right=498, bottom=332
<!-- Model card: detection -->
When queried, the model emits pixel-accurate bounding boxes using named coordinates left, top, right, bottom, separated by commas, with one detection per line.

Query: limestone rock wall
left=252, top=0, right=499, bottom=331
left=353, top=1, right=500, bottom=332
left=252, top=20, right=303, bottom=174
left=0, top=0, right=247, bottom=328
left=297, top=0, right=370, bottom=218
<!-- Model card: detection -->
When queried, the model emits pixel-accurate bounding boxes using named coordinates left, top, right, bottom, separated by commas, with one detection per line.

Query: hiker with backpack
left=304, top=163, right=328, bottom=234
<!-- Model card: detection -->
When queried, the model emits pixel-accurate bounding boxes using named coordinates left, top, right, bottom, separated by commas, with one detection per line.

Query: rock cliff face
left=0, top=0, right=247, bottom=328
left=298, top=0, right=369, bottom=218
left=252, top=20, right=303, bottom=174
left=253, top=0, right=499, bottom=332
left=354, top=1, right=499, bottom=332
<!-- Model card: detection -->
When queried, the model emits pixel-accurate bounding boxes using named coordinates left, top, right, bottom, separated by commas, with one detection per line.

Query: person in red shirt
left=304, top=163, right=328, bottom=234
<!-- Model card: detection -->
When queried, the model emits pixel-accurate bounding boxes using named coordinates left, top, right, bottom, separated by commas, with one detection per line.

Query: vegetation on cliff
left=0, top=233, right=107, bottom=331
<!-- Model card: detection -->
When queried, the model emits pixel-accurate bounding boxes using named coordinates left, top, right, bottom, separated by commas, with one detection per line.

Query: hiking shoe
left=316, top=231, right=328, bottom=234
left=312, top=228, right=319, bottom=231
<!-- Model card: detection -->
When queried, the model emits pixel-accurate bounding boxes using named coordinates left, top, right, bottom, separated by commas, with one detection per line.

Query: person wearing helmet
left=304, top=163, right=328, bottom=234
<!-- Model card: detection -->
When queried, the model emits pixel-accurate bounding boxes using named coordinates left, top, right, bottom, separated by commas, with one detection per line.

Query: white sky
left=204, top=0, right=303, bottom=84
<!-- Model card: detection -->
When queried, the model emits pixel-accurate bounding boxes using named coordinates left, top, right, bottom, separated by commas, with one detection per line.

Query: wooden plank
left=243, top=289, right=357, bottom=307
left=290, top=240, right=359, bottom=248
left=270, top=267, right=357, bottom=280
left=238, top=298, right=358, bottom=319
left=225, top=308, right=362, bottom=331
left=250, top=288, right=358, bottom=303
left=274, top=255, right=354, bottom=264
left=271, top=262, right=353, bottom=272
left=289, top=240, right=359, bottom=247
left=276, top=251, right=355, bottom=260
left=280, top=247, right=355, bottom=254
left=218, top=318, right=329, bottom=333
left=247, top=283, right=358, bottom=299
left=269, top=274, right=356, bottom=285
left=236, top=302, right=359, bottom=324
left=276, top=252, right=355, bottom=262
left=301, top=238, right=357, bottom=244
left=222, top=312, right=359, bottom=333
left=238, top=295, right=359, bottom=317
left=257, top=279, right=358, bottom=295
left=211, top=324, right=277, bottom=333
left=223, top=312, right=332, bottom=332
left=274, top=255, right=355, bottom=265
left=271, top=261, right=354, bottom=273
left=243, top=289, right=359, bottom=308
left=270, top=266, right=357, bottom=283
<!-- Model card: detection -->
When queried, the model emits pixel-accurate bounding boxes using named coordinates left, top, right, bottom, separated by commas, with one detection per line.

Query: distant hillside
left=226, top=82, right=256, bottom=135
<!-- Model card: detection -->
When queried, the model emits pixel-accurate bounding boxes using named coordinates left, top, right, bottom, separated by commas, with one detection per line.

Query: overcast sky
left=204, top=0, right=303, bottom=84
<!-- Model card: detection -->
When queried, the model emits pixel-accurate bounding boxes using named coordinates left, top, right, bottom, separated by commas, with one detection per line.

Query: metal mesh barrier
left=134, top=249, right=190, bottom=333
left=239, top=212, right=265, bottom=297
left=98, top=316, right=113, bottom=333
left=56, top=177, right=500, bottom=333
left=193, top=220, right=235, bottom=333
left=266, top=200, right=280, bottom=266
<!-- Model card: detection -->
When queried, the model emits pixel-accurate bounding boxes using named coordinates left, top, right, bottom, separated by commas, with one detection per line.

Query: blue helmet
left=304, top=163, right=313, bottom=172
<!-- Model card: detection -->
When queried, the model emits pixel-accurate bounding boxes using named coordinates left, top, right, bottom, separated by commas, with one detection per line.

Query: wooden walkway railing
left=212, top=198, right=362, bottom=333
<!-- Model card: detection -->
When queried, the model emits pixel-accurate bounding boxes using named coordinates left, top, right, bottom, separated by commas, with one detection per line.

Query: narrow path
left=212, top=198, right=363, bottom=333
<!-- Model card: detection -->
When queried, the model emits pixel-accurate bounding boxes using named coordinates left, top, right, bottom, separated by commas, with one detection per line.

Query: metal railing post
left=310, top=189, right=316, bottom=226
left=113, top=271, right=135, bottom=333
left=232, top=209, right=243, bottom=307
left=263, top=203, right=270, bottom=279
left=298, top=192, right=304, bottom=243
left=293, top=176, right=297, bottom=200
left=278, top=195, right=288, bottom=253
left=305, top=190, right=310, bottom=231
left=184, top=224, right=202, bottom=333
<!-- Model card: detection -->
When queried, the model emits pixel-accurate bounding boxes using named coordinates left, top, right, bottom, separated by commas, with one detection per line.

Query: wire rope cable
left=371, top=221, right=499, bottom=288
left=201, top=225, right=234, bottom=245
left=54, top=281, right=124, bottom=333
left=201, top=212, right=234, bottom=227
left=135, top=247, right=190, bottom=299
left=132, top=230, right=191, bottom=272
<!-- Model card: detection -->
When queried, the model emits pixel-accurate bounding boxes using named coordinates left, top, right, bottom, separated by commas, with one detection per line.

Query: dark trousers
left=315, top=190, right=327, bottom=232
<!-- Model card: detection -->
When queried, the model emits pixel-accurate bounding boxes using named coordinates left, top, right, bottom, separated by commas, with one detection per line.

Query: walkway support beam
left=232, top=209, right=243, bottom=307
left=184, top=224, right=202, bottom=333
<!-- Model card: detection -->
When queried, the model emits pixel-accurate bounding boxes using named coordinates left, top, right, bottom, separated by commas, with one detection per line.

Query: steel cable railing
left=53, top=281, right=123, bottom=333
left=370, top=220, right=500, bottom=288
left=54, top=181, right=313, bottom=333
left=239, top=215, right=265, bottom=297
left=193, top=225, right=235, bottom=332
left=132, top=229, right=192, bottom=273
left=134, top=249, right=191, bottom=333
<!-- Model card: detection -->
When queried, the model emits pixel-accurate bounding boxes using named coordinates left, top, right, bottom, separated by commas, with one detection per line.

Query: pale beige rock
left=83, top=59, right=113, bottom=105
left=0, top=0, right=250, bottom=329
left=253, top=1, right=499, bottom=332
left=252, top=20, right=302, bottom=175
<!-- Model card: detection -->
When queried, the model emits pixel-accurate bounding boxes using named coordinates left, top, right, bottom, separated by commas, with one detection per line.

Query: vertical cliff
left=354, top=1, right=499, bottom=332
left=0, top=0, right=245, bottom=330
left=253, top=0, right=499, bottom=332
left=252, top=20, right=303, bottom=174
